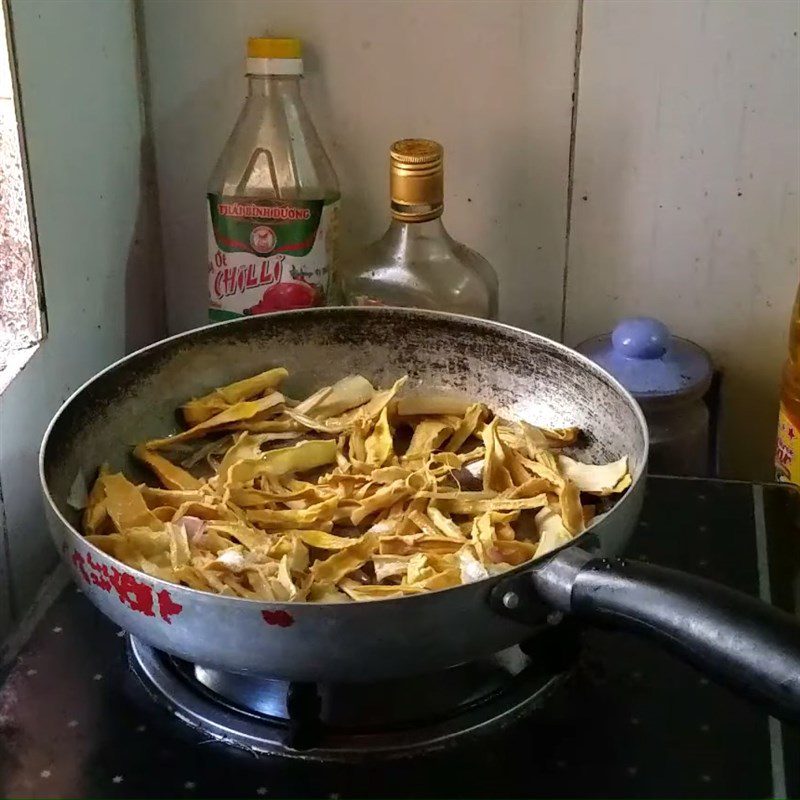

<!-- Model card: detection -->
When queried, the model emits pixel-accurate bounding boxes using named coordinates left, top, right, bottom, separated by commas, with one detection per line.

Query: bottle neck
left=246, top=74, right=303, bottom=98
left=384, top=216, right=451, bottom=244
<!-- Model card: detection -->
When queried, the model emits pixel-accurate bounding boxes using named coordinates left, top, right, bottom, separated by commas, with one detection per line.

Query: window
left=0, top=0, right=43, bottom=390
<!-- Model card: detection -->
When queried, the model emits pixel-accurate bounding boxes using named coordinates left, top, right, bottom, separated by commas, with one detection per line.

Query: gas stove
left=128, top=627, right=573, bottom=759
left=1, top=477, right=798, bottom=798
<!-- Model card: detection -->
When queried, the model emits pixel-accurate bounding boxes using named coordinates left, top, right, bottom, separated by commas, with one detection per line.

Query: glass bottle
left=776, top=284, right=800, bottom=483
left=207, top=38, right=340, bottom=321
left=334, top=139, right=498, bottom=319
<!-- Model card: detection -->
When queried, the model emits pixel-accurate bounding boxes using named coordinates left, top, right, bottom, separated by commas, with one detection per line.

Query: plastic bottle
left=333, top=139, right=498, bottom=319
left=775, top=284, right=800, bottom=483
left=207, top=38, right=340, bottom=321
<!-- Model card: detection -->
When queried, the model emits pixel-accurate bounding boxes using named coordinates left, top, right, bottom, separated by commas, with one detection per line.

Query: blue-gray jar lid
left=576, top=317, right=712, bottom=400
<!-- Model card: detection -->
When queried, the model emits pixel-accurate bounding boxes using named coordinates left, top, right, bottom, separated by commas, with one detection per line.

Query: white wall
left=565, top=0, right=799, bottom=478
left=0, top=0, right=164, bottom=637
left=142, top=0, right=579, bottom=338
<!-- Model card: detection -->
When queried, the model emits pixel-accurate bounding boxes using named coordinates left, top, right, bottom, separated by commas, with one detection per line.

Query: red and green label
left=207, top=195, right=339, bottom=321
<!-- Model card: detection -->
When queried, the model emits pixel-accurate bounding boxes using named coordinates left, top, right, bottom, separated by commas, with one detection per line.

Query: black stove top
left=1, top=477, right=799, bottom=798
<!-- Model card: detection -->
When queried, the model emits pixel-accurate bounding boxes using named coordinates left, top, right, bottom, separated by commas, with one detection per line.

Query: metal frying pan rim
left=39, top=306, right=649, bottom=610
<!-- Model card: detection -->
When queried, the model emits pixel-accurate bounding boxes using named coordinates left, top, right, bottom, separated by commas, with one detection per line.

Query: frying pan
left=40, top=308, right=800, bottom=723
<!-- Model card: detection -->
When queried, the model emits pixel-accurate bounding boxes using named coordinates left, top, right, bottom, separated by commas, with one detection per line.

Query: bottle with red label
left=776, top=283, right=800, bottom=484
left=207, top=37, right=340, bottom=321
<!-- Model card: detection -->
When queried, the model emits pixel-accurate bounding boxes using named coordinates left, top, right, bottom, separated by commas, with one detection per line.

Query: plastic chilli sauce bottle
left=776, top=283, right=800, bottom=484
left=207, top=38, right=340, bottom=321
left=333, top=139, right=498, bottom=318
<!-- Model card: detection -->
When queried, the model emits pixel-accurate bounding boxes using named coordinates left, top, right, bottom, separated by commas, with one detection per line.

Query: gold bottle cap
left=390, top=139, right=444, bottom=222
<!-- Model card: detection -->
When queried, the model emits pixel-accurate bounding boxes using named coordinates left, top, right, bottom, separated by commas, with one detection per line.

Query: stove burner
left=128, top=627, right=576, bottom=760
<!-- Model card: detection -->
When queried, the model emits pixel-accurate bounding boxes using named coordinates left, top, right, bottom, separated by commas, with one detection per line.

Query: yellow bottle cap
left=247, top=38, right=301, bottom=60
left=390, top=139, right=444, bottom=222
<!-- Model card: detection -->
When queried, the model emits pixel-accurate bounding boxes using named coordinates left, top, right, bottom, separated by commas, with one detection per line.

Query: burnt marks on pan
left=45, top=307, right=646, bottom=531
left=447, top=468, right=484, bottom=492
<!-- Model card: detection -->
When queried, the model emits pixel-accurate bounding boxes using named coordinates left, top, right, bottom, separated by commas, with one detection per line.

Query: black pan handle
left=493, top=548, right=800, bottom=724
